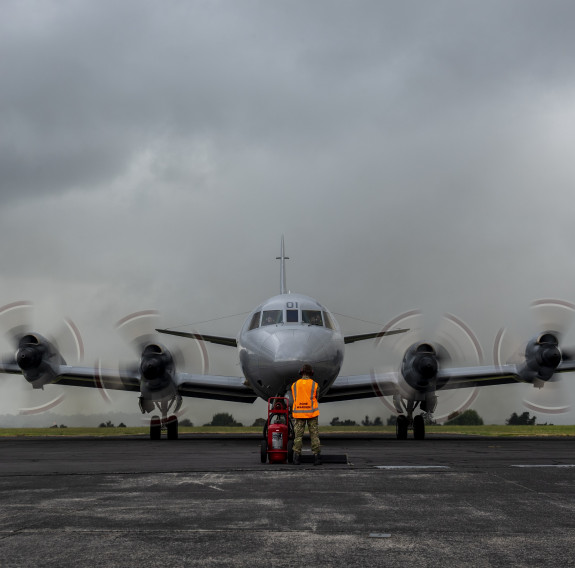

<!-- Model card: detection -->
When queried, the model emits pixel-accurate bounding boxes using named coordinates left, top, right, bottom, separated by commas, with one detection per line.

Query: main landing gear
left=140, top=395, right=182, bottom=440
left=395, top=414, right=426, bottom=440
left=149, top=414, right=179, bottom=440
left=394, top=395, right=436, bottom=440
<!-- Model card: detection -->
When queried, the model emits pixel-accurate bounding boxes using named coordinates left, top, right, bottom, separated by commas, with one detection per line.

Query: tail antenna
left=276, top=235, right=290, bottom=295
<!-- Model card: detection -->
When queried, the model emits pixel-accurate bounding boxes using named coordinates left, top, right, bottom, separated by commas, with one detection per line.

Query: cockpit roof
left=256, top=293, right=326, bottom=312
left=244, top=293, right=339, bottom=332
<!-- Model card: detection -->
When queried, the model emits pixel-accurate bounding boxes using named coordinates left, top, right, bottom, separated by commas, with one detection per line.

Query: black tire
left=150, top=415, right=162, bottom=440
left=166, top=415, right=179, bottom=440
left=413, top=414, right=425, bottom=440
left=260, top=439, right=268, bottom=463
left=287, top=440, right=294, bottom=463
left=288, top=419, right=295, bottom=439
left=396, top=415, right=408, bottom=440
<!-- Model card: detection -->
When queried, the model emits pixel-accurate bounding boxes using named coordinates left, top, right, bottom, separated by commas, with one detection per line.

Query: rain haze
left=2, top=0, right=575, bottom=426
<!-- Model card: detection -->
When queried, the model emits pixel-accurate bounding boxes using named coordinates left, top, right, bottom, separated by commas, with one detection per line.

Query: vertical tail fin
left=276, top=235, right=289, bottom=295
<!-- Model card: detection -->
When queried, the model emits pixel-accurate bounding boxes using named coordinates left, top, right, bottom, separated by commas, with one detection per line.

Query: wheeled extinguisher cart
left=260, top=397, right=294, bottom=464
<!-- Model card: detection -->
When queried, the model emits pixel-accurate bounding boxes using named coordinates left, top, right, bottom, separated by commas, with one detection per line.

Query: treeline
left=505, top=411, right=537, bottom=425
left=190, top=410, right=542, bottom=427
left=444, top=410, right=540, bottom=426
left=50, top=410, right=545, bottom=429
left=329, top=416, right=384, bottom=426
left=332, top=410, right=543, bottom=427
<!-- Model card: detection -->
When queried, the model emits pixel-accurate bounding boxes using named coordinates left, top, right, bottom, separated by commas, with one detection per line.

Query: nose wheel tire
left=260, top=439, right=268, bottom=463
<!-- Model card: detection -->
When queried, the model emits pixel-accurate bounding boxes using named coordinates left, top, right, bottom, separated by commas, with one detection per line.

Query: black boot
left=293, top=452, right=300, bottom=465
left=314, top=453, right=322, bottom=466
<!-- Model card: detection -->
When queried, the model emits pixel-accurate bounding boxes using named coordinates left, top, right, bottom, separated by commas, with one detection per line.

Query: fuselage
left=237, top=293, right=344, bottom=400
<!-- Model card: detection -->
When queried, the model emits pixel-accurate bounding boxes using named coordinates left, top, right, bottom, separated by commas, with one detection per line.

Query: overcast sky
left=2, top=0, right=575, bottom=425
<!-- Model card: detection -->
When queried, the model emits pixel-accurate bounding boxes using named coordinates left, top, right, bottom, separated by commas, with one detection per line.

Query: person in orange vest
left=290, top=363, right=321, bottom=465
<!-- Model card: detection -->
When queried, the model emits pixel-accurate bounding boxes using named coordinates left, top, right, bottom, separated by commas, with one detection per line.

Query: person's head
left=299, top=363, right=314, bottom=377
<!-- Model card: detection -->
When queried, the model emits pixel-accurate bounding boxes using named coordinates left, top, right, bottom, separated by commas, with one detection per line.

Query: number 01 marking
left=286, top=302, right=299, bottom=308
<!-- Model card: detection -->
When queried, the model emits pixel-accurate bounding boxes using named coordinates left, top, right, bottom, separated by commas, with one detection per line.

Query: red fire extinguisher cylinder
left=267, top=423, right=288, bottom=463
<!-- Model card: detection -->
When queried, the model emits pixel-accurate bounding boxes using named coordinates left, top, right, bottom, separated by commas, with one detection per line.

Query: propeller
left=116, top=310, right=210, bottom=375
left=0, top=301, right=85, bottom=416
left=116, top=310, right=210, bottom=421
left=493, top=299, right=575, bottom=416
left=371, top=310, right=483, bottom=423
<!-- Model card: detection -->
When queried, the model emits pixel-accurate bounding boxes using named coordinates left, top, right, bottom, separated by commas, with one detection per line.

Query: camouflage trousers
left=293, top=417, right=321, bottom=455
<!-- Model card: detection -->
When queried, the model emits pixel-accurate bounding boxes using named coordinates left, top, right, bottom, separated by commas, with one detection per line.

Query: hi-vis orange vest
left=291, top=377, right=320, bottom=419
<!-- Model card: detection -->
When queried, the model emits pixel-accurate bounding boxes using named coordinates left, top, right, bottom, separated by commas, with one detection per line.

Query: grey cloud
left=4, top=1, right=575, bottom=204
left=1, top=1, right=575, bottom=423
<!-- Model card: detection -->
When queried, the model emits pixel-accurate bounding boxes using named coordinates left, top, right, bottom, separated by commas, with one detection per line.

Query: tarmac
left=1, top=433, right=574, bottom=567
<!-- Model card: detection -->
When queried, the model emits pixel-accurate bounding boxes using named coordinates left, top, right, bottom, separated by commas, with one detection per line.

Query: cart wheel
left=260, top=439, right=268, bottom=463
left=287, top=440, right=294, bottom=463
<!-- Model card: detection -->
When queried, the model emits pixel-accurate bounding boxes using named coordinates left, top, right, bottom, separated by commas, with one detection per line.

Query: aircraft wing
left=174, top=373, right=256, bottom=402
left=155, top=329, right=237, bottom=347
left=343, top=328, right=409, bottom=344
left=436, top=360, right=575, bottom=390
left=158, top=327, right=410, bottom=347
left=324, top=360, right=575, bottom=403
left=321, top=372, right=400, bottom=402
left=0, top=361, right=257, bottom=403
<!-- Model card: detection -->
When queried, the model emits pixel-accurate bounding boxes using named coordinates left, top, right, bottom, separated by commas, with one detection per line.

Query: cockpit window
left=302, top=310, right=323, bottom=326
left=262, top=310, right=283, bottom=326
left=286, top=309, right=298, bottom=323
left=323, top=311, right=335, bottom=330
left=248, top=311, right=261, bottom=330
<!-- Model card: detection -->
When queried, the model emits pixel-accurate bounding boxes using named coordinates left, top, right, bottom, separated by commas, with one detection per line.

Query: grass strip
left=0, top=425, right=574, bottom=437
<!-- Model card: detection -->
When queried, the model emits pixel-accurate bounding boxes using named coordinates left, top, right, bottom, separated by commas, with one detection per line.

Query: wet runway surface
left=1, top=434, right=574, bottom=567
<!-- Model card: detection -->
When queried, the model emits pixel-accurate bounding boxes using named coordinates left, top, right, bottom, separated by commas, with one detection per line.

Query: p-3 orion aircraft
left=1, top=237, right=574, bottom=439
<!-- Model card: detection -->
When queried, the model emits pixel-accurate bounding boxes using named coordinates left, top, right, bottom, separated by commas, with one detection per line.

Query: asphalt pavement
left=0, top=434, right=574, bottom=567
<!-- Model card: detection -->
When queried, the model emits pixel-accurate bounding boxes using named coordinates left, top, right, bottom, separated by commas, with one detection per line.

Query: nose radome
left=261, top=330, right=307, bottom=369
left=262, top=329, right=332, bottom=371
left=252, top=327, right=342, bottom=396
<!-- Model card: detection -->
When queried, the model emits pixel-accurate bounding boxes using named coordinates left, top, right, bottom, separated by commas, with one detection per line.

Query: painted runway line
left=374, top=465, right=450, bottom=470
left=511, top=464, right=575, bottom=468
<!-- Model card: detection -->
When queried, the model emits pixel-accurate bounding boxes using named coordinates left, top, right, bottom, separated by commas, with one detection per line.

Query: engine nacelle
left=401, top=342, right=439, bottom=394
left=15, top=334, right=64, bottom=388
left=519, top=333, right=562, bottom=383
left=138, top=343, right=178, bottom=401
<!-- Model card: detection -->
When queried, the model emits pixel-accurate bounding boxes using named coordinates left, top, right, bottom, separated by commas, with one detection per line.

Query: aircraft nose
left=260, top=329, right=330, bottom=378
